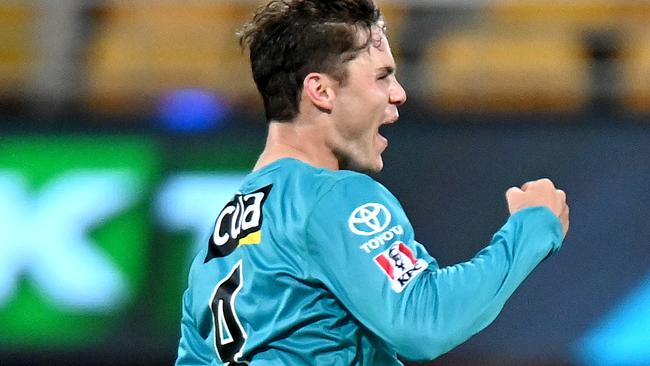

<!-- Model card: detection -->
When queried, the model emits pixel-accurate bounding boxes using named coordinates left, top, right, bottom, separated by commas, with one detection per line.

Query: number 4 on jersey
left=209, top=261, right=247, bottom=365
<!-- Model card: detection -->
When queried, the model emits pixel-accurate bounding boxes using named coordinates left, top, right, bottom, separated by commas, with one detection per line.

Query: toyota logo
left=348, top=203, right=392, bottom=236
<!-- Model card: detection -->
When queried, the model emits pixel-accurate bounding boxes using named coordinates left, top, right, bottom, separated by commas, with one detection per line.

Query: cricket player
left=176, top=1, right=570, bottom=364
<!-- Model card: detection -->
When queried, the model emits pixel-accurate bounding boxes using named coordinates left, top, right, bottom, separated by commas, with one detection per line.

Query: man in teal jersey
left=176, top=1, right=570, bottom=365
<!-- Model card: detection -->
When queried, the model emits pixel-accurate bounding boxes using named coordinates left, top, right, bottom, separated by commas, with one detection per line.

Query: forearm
left=393, top=206, right=563, bottom=360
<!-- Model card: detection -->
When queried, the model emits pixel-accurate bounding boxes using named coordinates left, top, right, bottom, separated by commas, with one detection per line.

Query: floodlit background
left=2, top=1, right=650, bottom=365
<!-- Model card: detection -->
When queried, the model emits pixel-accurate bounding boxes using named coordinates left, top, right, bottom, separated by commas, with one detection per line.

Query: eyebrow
left=378, top=66, right=395, bottom=75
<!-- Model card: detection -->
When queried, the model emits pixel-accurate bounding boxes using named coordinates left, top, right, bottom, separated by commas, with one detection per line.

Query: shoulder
left=293, top=165, right=403, bottom=223
left=309, top=167, right=395, bottom=207
left=316, top=168, right=380, bottom=195
left=271, top=158, right=391, bottom=201
left=255, top=159, right=404, bottom=232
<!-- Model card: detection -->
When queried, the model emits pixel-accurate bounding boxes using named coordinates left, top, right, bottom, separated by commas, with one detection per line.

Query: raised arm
left=306, top=176, right=568, bottom=361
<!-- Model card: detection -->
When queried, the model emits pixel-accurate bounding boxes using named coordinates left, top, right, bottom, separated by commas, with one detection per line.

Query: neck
left=254, top=118, right=339, bottom=171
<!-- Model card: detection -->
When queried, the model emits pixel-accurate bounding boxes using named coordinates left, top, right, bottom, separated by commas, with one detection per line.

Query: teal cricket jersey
left=176, top=158, right=563, bottom=365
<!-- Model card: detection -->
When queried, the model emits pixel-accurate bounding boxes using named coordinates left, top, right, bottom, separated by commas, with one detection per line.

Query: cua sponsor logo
left=359, top=225, right=404, bottom=253
left=205, top=184, right=272, bottom=262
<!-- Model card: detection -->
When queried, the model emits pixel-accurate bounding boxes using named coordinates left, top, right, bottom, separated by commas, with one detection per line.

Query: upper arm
left=305, top=176, right=437, bottom=355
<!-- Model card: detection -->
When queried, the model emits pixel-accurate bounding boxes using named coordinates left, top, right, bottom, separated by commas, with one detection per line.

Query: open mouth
left=377, top=124, right=390, bottom=146
left=377, top=113, right=398, bottom=147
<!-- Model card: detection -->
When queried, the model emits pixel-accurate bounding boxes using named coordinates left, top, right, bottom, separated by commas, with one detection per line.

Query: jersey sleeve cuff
left=510, top=205, right=564, bottom=256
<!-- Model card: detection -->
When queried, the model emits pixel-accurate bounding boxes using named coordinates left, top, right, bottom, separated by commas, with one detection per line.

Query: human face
left=327, top=28, right=407, bottom=173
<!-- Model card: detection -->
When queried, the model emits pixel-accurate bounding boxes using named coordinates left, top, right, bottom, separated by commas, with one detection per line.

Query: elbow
left=391, top=308, right=501, bottom=360
left=391, top=330, right=460, bottom=361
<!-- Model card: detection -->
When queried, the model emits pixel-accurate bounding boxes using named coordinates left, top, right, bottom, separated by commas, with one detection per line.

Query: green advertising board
left=0, top=136, right=159, bottom=347
left=0, top=134, right=259, bottom=350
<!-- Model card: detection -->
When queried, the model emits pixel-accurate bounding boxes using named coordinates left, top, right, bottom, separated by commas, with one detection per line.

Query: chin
left=335, top=147, right=384, bottom=173
left=355, top=157, right=384, bottom=174
left=370, top=158, right=384, bottom=173
left=338, top=157, right=378, bottom=174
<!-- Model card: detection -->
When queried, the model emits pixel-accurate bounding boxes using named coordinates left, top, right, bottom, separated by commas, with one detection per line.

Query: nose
left=390, top=78, right=407, bottom=106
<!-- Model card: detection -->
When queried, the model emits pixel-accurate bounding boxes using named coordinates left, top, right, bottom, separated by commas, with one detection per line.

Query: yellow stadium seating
left=85, top=1, right=409, bottom=113
left=0, top=3, right=35, bottom=98
left=487, top=1, right=650, bottom=114
left=620, top=29, right=650, bottom=113
left=489, top=1, right=650, bottom=30
left=86, top=2, right=262, bottom=112
left=425, top=28, right=589, bottom=113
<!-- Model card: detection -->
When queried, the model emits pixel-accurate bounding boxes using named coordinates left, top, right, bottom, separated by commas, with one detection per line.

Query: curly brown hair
left=239, top=0, right=383, bottom=122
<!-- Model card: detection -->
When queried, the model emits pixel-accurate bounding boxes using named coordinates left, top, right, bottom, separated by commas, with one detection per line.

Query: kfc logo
left=348, top=203, right=391, bottom=236
left=374, top=242, right=428, bottom=293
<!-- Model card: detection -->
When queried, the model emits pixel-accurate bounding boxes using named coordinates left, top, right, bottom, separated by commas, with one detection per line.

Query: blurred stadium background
left=2, top=1, right=650, bottom=365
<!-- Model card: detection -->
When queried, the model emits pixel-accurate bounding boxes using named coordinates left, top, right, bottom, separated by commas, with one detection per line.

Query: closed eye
left=377, top=66, right=395, bottom=81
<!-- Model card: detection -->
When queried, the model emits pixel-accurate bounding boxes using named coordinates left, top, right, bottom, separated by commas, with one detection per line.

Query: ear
left=303, top=72, right=336, bottom=112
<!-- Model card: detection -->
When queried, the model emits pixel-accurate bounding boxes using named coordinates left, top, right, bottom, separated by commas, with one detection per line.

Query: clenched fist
left=506, top=178, right=570, bottom=238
